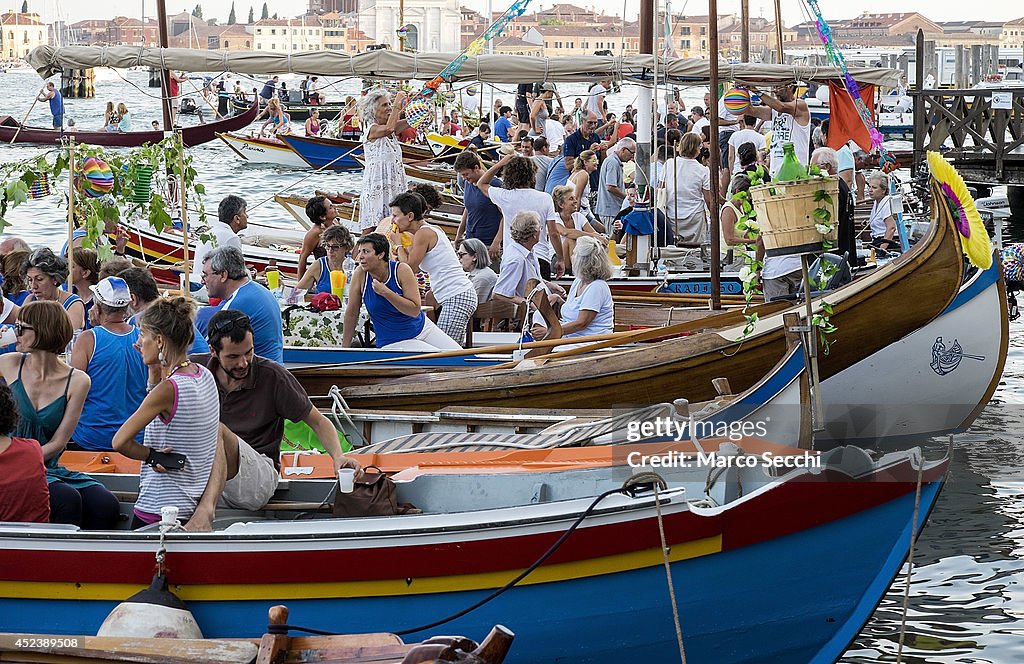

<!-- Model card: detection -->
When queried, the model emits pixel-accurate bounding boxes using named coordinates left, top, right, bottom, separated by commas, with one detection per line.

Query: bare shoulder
left=70, top=366, right=92, bottom=391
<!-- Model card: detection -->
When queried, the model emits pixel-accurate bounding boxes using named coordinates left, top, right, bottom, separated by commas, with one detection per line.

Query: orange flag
left=826, top=81, right=876, bottom=152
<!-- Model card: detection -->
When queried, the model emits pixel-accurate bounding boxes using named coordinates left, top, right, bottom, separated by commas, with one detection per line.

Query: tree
left=248, top=6, right=254, bottom=24
left=192, top=4, right=203, bottom=19
left=260, top=2, right=268, bottom=20
left=20, top=1, right=27, bottom=14
left=272, top=13, right=278, bottom=19
left=228, top=1, right=236, bottom=25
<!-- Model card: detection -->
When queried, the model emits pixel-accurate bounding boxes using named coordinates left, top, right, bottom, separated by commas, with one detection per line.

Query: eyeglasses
left=457, top=251, right=470, bottom=257
left=324, top=243, right=344, bottom=251
left=210, top=311, right=250, bottom=336
left=200, top=270, right=222, bottom=283
left=14, top=322, right=33, bottom=336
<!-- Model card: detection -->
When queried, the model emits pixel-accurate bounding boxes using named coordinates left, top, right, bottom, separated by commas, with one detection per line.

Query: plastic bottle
left=342, top=252, right=357, bottom=300
left=774, top=142, right=808, bottom=182
left=265, top=259, right=280, bottom=292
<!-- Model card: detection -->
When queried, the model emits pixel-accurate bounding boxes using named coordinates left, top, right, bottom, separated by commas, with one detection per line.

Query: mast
left=773, top=0, right=784, bottom=63
left=155, top=0, right=172, bottom=130
left=740, top=0, right=749, bottom=61
left=637, top=0, right=653, bottom=188
left=708, top=0, right=722, bottom=309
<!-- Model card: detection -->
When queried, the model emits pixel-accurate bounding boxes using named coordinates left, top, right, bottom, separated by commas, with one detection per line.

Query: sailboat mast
left=708, top=0, right=722, bottom=308
left=156, top=0, right=173, bottom=130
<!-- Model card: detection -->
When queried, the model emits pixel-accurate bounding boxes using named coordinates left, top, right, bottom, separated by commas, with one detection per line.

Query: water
left=3, top=71, right=1024, bottom=661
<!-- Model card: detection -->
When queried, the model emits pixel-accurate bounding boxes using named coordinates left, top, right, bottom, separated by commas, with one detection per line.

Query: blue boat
left=277, top=134, right=365, bottom=170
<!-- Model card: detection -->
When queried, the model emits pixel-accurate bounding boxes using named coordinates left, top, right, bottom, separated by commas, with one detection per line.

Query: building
left=105, top=16, right=159, bottom=46
left=1002, top=18, right=1024, bottom=48
left=0, top=11, right=48, bottom=60
left=356, top=0, right=461, bottom=52
left=930, top=21, right=1003, bottom=49
left=309, top=0, right=359, bottom=13
left=718, top=17, right=797, bottom=62
left=253, top=16, right=324, bottom=52
left=69, top=19, right=108, bottom=45
left=320, top=12, right=374, bottom=53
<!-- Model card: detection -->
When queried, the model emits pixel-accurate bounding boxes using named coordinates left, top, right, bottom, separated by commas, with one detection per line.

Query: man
left=494, top=106, right=514, bottom=142
left=596, top=139, right=636, bottom=234
left=37, top=82, right=64, bottom=129
left=184, top=310, right=357, bottom=530
left=747, top=83, right=811, bottom=177
left=469, top=123, right=491, bottom=149
left=201, top=246, right=284, bottom=363
left=168, top=71, right=187, bottom=126
left=544, top=110, right=618, bottom=195
left=689, top=106, right=709, bottom=136
left=455, top=151, right=503, bottom=253
left=544, top=109, right=566, bottom=152
left=192, top=194, right=247, bottom=283
left=492, top=211, right=564, bottom=306
left=810, top=147, right=857, bottom=267
left=587, top=79, right=611, bottom=121
left=299, top=75, right=310, bottom=103
left=308, top=76, right=321, bottom=105
left=0, top=236, right=30, bottom=257
left=820, top=119, right=857, bottom=195
left=728, top=115, right=766, bottom=173
left=119, top=267, right=209, bottom=354
left=515, top=83, right=533, bottom=136
left=259, top=75, right=279, bottom=101
left=655, top=112, right=680, bottom=143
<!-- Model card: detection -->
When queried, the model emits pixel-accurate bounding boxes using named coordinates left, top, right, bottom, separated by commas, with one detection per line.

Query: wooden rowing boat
left=315, top=182, right=964, bottom=410
left=0, top=97, right=260, bottom=147
left=216, top=131, right=309, bottom=168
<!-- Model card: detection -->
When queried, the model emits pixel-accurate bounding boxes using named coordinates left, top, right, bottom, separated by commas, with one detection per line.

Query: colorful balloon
left=466, top=84, right=479, bottom=97
left=443, top=90, right=457, bottom=104
left=723, top=87, right=751, bottom=114
left=75, top=157, right=114, bottom=198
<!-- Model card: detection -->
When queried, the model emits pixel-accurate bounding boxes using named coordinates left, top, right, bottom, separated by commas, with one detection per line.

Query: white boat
left=217, top=131, right=310, bottom=169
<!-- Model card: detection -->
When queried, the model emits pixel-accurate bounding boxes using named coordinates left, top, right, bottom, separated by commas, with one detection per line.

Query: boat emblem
left=930, top=336, right=985, bottom=376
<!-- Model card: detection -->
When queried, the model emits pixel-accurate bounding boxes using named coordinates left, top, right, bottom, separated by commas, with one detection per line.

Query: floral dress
left=358, top=123, right=408, bottom=232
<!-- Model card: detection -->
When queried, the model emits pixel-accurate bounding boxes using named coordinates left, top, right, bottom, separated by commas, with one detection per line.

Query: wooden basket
left=750, top=177, right=839, bottom=257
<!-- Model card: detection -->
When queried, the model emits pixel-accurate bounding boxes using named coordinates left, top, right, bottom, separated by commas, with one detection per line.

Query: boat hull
left=217, top=132, right=309, bottom=168
left=277, top=134, right=365, bottom=170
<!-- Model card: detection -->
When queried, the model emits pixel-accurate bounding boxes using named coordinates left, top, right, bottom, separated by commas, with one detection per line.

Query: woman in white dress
left=358, top=89, right=410, bottom=234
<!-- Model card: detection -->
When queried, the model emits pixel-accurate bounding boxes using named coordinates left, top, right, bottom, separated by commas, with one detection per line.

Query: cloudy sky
left=9, top=0, right=1022, bottom=28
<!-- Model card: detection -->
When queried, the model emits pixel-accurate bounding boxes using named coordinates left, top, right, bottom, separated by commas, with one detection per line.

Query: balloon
left=404, top=98, right=434, bottom=129
left=815, top=86, right=830, bottom=103
left=444, top=91, right=457, bottom=104
left=723, top=87, right=751, bottom=114
left=75, top=157, right=114, bottom=198
left=466, top=84, right=479, bottom=97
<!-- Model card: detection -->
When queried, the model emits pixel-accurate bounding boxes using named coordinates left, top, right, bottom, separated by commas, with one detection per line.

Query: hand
left=488, top=240, right=502, bottom=261
left=530, top=324, right=549, bottom=340
left=335, top=455, right=362, bottom=475
left=595, top=234, right=610, bottom=247
left=394, top=90, right=408, bottom=106
left=115, top=227, right=129, bottom=253
left=183, top=506, right=214, bottom=532
left=369, top=277, right=390, bottom=296
left=547, top=281, right=566, bottom=297
left=554, top=258, right=566, bottom=279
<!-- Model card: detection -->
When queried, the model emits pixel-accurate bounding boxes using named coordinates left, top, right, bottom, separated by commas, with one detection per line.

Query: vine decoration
left=0, top=134, right=208, bottom=257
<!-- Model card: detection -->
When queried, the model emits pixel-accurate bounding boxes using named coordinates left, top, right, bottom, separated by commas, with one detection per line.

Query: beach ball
left=75, top=157, right=114, bottom=198
left=723, top=87, right=751, bottom=114
left=404, top=98, right=434, bottom=129
left=466, top=84, right=478, bottom=97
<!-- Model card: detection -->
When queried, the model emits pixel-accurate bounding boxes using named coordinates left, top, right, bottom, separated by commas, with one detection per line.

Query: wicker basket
left=750, top=176, right=839, bottom=257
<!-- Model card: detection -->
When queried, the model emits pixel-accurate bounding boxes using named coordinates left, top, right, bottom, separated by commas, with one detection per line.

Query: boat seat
left=466, top=299, right=526, bottom=346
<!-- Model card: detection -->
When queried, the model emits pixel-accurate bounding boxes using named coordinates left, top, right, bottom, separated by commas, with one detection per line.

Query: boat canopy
left=25, top=46, right=901, bottom=87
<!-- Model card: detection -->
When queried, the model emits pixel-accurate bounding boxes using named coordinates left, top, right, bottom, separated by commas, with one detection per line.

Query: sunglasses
left=14, top=322, right=33, bottom=336
left=210, top=311, right=249, bottom=335
left=457, top=251, right=470, bottom=257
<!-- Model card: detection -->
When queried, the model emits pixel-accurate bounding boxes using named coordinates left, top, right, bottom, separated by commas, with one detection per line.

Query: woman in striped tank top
left=113, top=297, right=220, bottom=529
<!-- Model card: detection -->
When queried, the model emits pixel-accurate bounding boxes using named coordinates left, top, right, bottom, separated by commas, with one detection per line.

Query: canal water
left=1, top=70, right=1022, bottom=662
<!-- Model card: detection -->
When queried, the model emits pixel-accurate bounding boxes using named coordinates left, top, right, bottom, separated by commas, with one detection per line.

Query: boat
left=230, top=95, right=347, bottom=122
left=0, top=438, right=949, bottom=663
left=0, top=97, right=260, bottom=147
left=307, top=181, right=964, bottom=409
left=275, top=190, right=463, bottom=238
left=276, top=133, right=365, bottom=170
left=216, top=131, right=310, bottom=168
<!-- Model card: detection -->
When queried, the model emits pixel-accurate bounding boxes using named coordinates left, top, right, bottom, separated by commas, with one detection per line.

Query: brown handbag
left=332, top=465, right=400, bottom=517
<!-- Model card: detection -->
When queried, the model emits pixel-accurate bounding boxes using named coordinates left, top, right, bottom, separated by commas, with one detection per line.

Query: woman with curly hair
left=21, top=247, right=86, bottom=334
left=0, top=381, right=50, bottom=523
left=358, top=88, right=410, bottom=234
left=476, top=152, right=564, bottom=278
left=2, top=249, right=30, bottom=305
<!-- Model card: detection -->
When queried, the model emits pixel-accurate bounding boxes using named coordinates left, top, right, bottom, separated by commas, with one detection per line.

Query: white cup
left=337, top=468, right=356, bottom=494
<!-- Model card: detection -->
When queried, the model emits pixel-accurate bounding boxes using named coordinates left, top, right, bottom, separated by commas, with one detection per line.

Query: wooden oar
left=10, top=89, right=43, bottom=144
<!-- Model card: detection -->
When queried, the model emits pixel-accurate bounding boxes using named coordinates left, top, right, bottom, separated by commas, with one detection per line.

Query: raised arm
left=342, top=267, right=366, bottom=347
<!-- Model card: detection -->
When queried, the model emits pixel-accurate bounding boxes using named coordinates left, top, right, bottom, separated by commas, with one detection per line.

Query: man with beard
left=746, top=83, right=811, bottom=177
left=187, top=310, right=357, bottom=528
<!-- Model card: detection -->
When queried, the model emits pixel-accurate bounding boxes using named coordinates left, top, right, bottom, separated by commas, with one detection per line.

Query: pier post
left=913, top=30, right=925, bottom=177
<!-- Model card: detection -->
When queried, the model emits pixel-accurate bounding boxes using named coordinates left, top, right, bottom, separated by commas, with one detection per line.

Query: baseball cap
left=539, top=82, right=556, bottom=92
left=91, top=276, right=132, bottom=308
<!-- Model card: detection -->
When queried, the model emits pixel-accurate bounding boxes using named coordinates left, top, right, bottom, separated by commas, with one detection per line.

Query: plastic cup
left=337, top=468, right=356, bottom=494
left=330, top=270, right=346, bottom=296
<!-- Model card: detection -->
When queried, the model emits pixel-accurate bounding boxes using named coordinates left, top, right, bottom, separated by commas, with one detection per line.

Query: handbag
left=332, top=465, right=400, bottom=517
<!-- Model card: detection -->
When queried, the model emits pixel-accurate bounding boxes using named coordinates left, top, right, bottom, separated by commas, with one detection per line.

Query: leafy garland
left=0, top=134, right=207, bottom=257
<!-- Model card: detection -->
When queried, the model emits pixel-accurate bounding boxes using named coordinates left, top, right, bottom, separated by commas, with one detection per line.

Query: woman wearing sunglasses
left=293, top=224, right=355, bottom=297
left=0, top=301, right=119, bottom=529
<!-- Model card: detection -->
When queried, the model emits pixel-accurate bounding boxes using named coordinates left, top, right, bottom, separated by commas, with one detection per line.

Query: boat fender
left=96, top=573, right=203, bottom=638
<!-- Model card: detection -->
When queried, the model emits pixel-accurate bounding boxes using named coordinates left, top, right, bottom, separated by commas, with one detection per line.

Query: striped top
left=136, top=365, right=219, bottom=520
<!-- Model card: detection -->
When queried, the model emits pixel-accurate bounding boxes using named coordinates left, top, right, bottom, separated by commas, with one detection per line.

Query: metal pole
left=155, top=0, right=173, bottom=131
left=65, top=137, right=75, bottom=293
left=913, top=29, right=925, bottom=178
left=740, top=0, right=749, bottom=62
left=708, top=0, right=722, bottom=309
left=773, top=0, right=784, bottom=64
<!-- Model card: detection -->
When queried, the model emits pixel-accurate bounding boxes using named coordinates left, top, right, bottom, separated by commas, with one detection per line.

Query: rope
left=895, top=449, right=925, bottom=663
left=653, top=477, right=687, bottom=664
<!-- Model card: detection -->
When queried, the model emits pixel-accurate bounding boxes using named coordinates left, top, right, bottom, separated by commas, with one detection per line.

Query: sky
left=7, top=0, right=1022, bottom=28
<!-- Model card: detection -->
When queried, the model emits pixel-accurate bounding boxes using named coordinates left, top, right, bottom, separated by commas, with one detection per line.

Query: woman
left=22, top=248, right=86, bottom=334
left=458, top=238, right=497, bottom=305
left=661, top=132, right=713, bottom=244
left=868, top=173, right=898, bottom=252
left=256, top=96, right=289, bottom=137
left=294, top=224, right=355, bottom=296
left=2, top=249, right=30, bottom=305
left=532, top=236, right=614, bottom=340
left=298, top=195, right=339, bottom=276
left=304, top=107, right=321, bottom=137
left=103, top=101, right=119, bottom=132
left=112, top=297, right=219, bottom=529
left=617, top=110, right=635, bottom=139
left=0, top=381, right=50, bottom=523
left=357, top=89, right=409, bottom=234
left=117, top=102, right=132, bottom=132
left=529, top=84, right=554, bottom=137
left=341, top=96, right=360, bottom=139
left=567, top=149, right=599, bottom=224
left=0, top=301, right=119, bottom=529
left=342, top=233, right=460, bottom=351
left=552, top=184, right=607, bottom=270
left=392, top=192, right=477, bottom=347
left=719, top=174, right=755, bottom=270
left=71, top=247, right=99, bottom=329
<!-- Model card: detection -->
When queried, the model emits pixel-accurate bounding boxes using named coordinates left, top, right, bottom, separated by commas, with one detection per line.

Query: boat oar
left=10, top=89, right=44, bottom=144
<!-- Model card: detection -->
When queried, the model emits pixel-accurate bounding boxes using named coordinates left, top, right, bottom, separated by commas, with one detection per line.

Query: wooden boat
left=216, top=131, right=309, bottom=168
left=275, top=191, right=463, bottom=239
left=316, top=182, right=965, bottom=410
left=0, top=98, right=260, bottom=147
left=352, top=155, right=459, bottom=185
left=0, top=605, right=513, bottom=663
left=0, top=438, right=949, bottom=663
left=231, top=95, right=346, bottom=121
left=277, top=133, right=364, bottom=170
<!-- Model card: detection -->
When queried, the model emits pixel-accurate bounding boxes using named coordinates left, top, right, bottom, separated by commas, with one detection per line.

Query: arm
left=883, top=214, right=897, bottom=242
left=728, top=143, right=737, bottom=173
left=70, top=329, right=95, bottom=371
left=559, top=309, right=598, bottom=337
left=367, top=91, right=409, bottom=139
left=294, top=260, right=322, bottom=293
left=112, top=381, right=176, bottom=462
left=839, top=168, right=854, bottom=190
left=65, top=299, right=85, bottom=332
left=477, top=152, right=513, bottom=197
left=397, top=227, right=436, bottom=274
left=529, top=100, right=543, bottom=129
left=39, top=370, right=91, bottom=462
left=297, top=230, right=319, bottom=275
left=184, top=422, right=229, bottom=532
left=303, top=407, right=359, bottom=472
left=571, top=171, right=587, bottom=203
left=546, top=218, right=565, bottom=276
left=720, top=205, right=745, bottom=246
left=342, top=267, right=366, bottom=347
left=368, top=262, right=422, bottom=318
left=702, top=187, right=714, bottom=212
left=455, top=209, right=467, bottom=246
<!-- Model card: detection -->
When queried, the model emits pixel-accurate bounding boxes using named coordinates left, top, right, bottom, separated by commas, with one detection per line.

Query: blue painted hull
left=283, top=345, right=503, bottom=367
left=277, top=135, right=364, bottom=170
left=2, top=481, right=942, bottom=663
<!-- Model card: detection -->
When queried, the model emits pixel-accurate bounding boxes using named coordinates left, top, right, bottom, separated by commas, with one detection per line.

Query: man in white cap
left=71, top=277, right=148, bottom=451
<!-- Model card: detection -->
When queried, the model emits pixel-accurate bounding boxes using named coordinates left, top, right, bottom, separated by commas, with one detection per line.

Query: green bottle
left=775, top=142, right=807, bottom=182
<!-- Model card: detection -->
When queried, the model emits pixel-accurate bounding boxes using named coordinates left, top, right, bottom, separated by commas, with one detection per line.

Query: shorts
left=718, top=131, right=733, bottom=170
left=52, top=114, right=63, bottom=129
left=763, top=270, right=802, bottom=302
left=515, top=100, right=530, bottom=123
left=219, top=437, right=279, bottom=511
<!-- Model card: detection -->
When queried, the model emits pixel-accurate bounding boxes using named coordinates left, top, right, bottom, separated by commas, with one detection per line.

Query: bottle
left=342, top=252, right=357, bottom=300
left=774, top=142, right=808, bottom=182
left=265, top=259, right=280, bottom=292
left=330, top=270, right=347, bottom=297
left=607, top=239, right=622, bottom=267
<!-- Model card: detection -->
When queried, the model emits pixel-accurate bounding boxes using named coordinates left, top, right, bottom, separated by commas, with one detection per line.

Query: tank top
left=415, top=224, right=474, bottom=303
left=136, top=365, right=219, bottom=520
left=363, top=261, right=424, bottom=348
left=72, top=326, right=148, bottom=451
left=532, top=101, right=550, bottom=134
left=308, top=118, right=321, bottom=135
left=313, top=256, right=333, bottom=294
left=768, top=109, right=811, bottom=177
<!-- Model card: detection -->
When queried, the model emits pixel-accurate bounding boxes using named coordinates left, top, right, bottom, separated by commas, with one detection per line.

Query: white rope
left=896, top=448, right=927, bottom=663
left=653, top=482, right=687, bottom=664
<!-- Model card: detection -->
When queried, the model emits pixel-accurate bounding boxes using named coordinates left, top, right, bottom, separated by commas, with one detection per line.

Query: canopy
left=25, top=46, right=901, bottom=87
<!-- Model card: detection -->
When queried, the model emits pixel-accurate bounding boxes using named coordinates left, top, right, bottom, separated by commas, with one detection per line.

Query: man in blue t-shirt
left=454, top=151, right=502, bottom=252
left=544, top=110, right=618, bottom=195
left=494, top=106, right=513, bottom=142
left=201, top=246, right=283, bottom=363
left=259, top=76, right=279, bottom=101
left=37, top=82, right=64, bottom=129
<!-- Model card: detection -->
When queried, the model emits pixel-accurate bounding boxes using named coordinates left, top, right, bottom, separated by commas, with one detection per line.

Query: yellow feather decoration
left=927, top=151, right=992, bottom=270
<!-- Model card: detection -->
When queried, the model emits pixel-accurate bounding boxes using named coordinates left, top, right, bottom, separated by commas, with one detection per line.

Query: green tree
left=272, top=13, right=278, bottom=19
left=248, top=6, right=254, bottom=23
left=228, top=1, right=236, bottom=24
left=20, top=1, right=27, bottom=14
left=192, top=4, right=203, bottom=19
left=261, top=2, right=268, bottom=20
